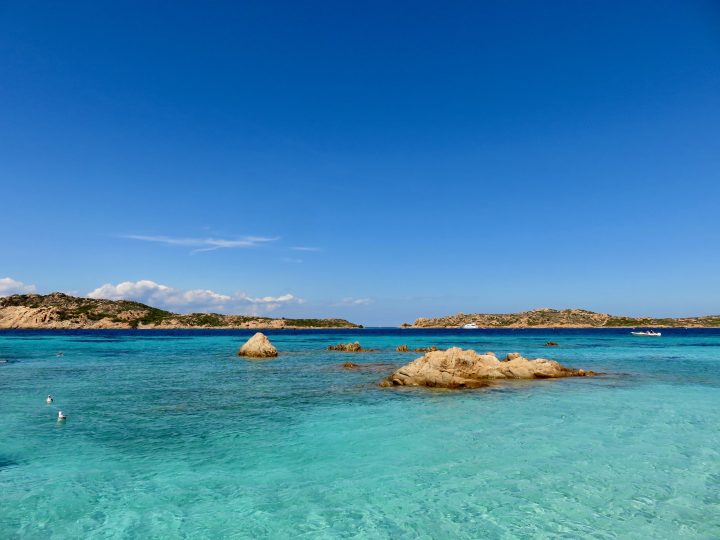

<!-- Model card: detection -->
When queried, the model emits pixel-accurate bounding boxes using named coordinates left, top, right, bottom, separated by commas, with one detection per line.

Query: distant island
left=0, top=293, right=361, bottom=329
left=404, top=308, right=720, bottom=328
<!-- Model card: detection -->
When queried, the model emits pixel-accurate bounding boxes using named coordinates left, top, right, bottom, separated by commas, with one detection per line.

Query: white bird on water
left=46, top=394, right=53, bottom=404
left=57, top=411, right=67, bottom=421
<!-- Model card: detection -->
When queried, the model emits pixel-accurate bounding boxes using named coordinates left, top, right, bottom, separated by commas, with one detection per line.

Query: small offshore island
left=0, top=293, right=360, bottom=329
left=404, top=308, right=720, bottom=328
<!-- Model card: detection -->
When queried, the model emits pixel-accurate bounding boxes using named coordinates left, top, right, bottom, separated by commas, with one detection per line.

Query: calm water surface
left=1, top=329, right=719, bottom=538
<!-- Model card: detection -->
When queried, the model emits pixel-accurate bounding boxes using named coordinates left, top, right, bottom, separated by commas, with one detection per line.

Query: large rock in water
left=238, top=332, right=278, bottom=358
left=381, top=347, right=594, bottom=388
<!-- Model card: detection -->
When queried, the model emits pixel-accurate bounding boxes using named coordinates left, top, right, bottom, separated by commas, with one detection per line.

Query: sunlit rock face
left=238, top=332, right=278, bottom=359
left=381, top=347, right=595, bottom=388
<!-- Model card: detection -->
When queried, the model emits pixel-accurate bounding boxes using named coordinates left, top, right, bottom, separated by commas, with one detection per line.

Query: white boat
left=462, top=323, right=479, bottom=329
left=631, top=330, right=662, bottom=336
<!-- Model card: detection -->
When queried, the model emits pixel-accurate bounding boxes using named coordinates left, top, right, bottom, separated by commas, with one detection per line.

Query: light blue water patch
left=1, top=329, right=720, bottom=538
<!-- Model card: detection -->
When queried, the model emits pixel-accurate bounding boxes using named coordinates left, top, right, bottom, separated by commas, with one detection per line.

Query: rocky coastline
left=0, top=293, right=360, bottom=330
left=404, top=308, right=720, bottom=328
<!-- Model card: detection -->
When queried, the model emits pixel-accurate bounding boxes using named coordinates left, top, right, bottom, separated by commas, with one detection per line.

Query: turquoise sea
left=1, top=328, right=719, bottom=539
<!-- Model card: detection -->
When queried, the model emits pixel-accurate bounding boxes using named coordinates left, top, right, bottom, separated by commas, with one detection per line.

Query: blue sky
left=1, top=1, right=719, bottom=325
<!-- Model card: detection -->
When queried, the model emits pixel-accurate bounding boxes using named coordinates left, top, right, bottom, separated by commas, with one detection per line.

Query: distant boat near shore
left=631, top=330, right=662, bottom=336
left=462, top=323, right=479, bottom=329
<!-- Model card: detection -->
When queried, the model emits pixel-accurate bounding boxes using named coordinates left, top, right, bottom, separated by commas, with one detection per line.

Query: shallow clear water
left=1, top=328, right=720, bottom=538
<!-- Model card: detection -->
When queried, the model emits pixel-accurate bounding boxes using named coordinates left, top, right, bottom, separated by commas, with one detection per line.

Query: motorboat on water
left=631, top=330, right=662, bottom=336
left=462, top=323, right=479, bottom=329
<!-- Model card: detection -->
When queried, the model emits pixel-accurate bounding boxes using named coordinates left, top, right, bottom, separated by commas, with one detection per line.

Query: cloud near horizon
left=0, top=277, right=37, bottom=296
left=87, top=280, right=302, bottom=314
left=121, top=234, right=278, bottom=253
left=339, top=297, right=373, bottom=306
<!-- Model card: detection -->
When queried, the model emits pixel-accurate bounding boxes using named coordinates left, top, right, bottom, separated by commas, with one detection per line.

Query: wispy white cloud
left=0, top=277, right=37, bottom=296
left=122, top=234, right=278, bottom=253
left=291, top=246, right=322, bottom=252
left=87, top=280, right=302, bottom=314
left=340, top=297, right=373, bottom=306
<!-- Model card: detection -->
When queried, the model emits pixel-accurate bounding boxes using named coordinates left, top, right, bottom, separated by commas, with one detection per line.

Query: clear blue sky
left=1, top=1, right=719, bottom=325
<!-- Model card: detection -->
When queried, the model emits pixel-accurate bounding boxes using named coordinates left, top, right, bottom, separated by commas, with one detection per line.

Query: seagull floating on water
left=46, top=395, right=53, bottom=404
left=57, top=411, right=67, bottom=421
left=56, top=352, right=64, bottom=357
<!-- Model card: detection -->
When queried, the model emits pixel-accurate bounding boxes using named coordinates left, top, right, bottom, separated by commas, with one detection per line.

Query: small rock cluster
left=327, top=342, right=375, bottom=352
left=236, top=335, right=597, bottom=391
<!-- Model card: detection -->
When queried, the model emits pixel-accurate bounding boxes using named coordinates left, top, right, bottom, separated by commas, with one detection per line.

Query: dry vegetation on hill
left=405, top=308, right=720, bottom=328
left=0, top=293, right=360, bottom=329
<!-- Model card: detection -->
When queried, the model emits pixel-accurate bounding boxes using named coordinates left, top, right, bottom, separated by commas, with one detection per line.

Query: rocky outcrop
left=396, top=345, right=409, bottom=352
left=238, top=332, right=278, bottom=358
left=545, top=341, right=559, bottom=346
left=0, top=305, right=129, bottom=329
left=327, top=342, right=374, bottom=352
left=380, top=347, right=595, bottom=389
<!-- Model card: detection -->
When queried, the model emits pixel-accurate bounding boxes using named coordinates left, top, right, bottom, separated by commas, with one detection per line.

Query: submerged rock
left=413, top=345, right=442, bottom=353
left=380, top=347, right=595, bottom=389
left=237, top=332, right=278, bottom=358
left=545, top=341, right=559, bottom=347
left=340, top=362, right=397, bottom=372
left=327, top=342, right=374, bottom=352
left=396, top=344, right=442, bottom=352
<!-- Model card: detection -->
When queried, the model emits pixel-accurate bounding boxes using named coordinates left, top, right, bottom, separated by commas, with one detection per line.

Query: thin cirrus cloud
left=87, top=280, right=302, bottom=314
left=340, top=297, right=373, bottom=306
left=121, top=234, right=279, bottom=253
left=291, top=246, right=322, bottom=252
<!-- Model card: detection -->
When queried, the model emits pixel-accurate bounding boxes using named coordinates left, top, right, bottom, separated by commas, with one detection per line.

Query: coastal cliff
left=405, top=308, right=720, bottom=328
left=0, top=293, right=360, bottom=329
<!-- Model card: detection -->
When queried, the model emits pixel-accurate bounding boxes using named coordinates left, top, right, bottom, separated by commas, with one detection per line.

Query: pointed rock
left=238, top=332, right=278, bottom=359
